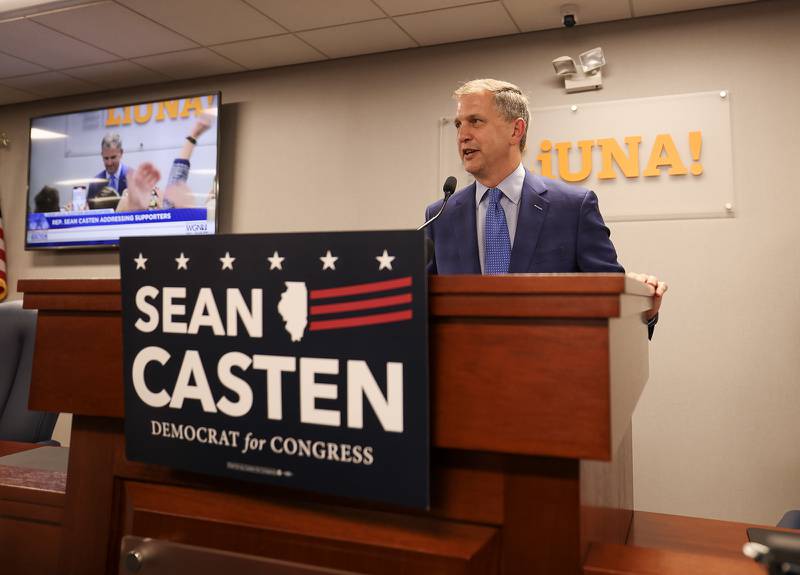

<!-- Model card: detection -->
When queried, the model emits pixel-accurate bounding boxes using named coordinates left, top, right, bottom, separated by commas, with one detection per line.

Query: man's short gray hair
left=454, top=78, right=530, bottom=151
left=101, top=132, right=123, bottom=151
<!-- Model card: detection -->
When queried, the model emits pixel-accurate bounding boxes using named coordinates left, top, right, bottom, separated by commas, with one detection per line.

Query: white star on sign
left=175, top=252, right=189, bottom=270
left=267, top=250, right=285, bottom=270
left=134, top=253, right=147, bottom=270
left=320, top=250, right=338, bottom=271
left=376, top=249, right=395, bottom=271
left=220, top=252, right=236, bottom=270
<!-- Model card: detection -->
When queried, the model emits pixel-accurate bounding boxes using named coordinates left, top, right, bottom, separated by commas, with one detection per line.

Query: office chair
left=0, top=300, right=59, bottom=444
left=779, top=511, right=800, bottom=530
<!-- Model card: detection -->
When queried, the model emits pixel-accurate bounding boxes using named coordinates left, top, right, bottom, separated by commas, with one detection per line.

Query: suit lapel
left=450, top=183, right=480, bottom=274
left=509, top=171, right=549, bottom=273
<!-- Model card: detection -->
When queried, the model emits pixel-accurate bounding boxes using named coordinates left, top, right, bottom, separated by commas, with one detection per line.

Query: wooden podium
left=19, top=274, right=652, bottom=575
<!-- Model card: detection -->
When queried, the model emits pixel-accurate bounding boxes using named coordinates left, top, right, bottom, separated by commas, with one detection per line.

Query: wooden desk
left=0, top=440, right=42, bottom=457
left=584, top=543, right=762, bottom=575
left=630, top=511, right=758, bottom=558
left=0, top=441, right=66, bottom=575
left=584, top=511, right=772, bottom=574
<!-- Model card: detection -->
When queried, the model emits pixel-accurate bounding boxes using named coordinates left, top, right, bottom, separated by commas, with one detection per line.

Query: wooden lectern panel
left=120, top=535, right=367, bottom=575
left=432, top=320, right=611, bottom=458
left=18, top=275, right=651, bottom=575
left=21, top=275, right=649, bottom=458
left=121, top=481, right=499, bottom=575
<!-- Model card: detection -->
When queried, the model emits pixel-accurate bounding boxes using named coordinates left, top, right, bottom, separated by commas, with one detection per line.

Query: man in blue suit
left=425, top=78, right=666, bottom=325
left=87, top=133, right=128, bottom=207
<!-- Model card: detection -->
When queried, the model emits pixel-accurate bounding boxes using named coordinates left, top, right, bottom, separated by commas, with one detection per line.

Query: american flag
left=0, top=206, right=6, bottom=301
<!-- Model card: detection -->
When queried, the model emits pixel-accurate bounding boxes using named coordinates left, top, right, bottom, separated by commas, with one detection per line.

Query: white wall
left=1, top=0, right=798, bottom=524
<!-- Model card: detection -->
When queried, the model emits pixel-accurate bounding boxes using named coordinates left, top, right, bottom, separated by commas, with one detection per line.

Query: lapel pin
left=534, top=204, right=543, bottom=211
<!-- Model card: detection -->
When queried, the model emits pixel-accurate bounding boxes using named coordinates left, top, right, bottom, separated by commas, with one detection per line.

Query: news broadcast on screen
left=25, top=92, right=220, bottom=250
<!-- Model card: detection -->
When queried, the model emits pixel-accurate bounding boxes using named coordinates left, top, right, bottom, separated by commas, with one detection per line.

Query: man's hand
left=123, top=163, right=162, bottom=211
left=628, top=272, right=668, bottom=321
left=190, top=115, right=213, bottom=140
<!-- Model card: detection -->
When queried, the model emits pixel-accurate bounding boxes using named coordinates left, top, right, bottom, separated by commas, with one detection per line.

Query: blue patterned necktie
left=108, top=174, right=116, bottom=191
left=484, top=187, right=511, bottom=274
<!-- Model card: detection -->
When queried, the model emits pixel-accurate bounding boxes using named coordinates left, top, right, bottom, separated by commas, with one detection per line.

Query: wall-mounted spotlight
left=552, top=56, right=578, bottom=77
left=552, top=47, right=606, bottom=93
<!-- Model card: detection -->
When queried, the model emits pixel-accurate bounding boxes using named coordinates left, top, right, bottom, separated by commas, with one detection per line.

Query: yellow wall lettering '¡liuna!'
left=105, top=95, right=215, bottom=127
left=535, top=131, right=704, bottom=182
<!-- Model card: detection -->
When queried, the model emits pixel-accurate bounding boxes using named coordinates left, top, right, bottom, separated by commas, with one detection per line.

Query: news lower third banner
left=120, top=231, right=429, bottom=508
left=28, top=207, right=212, bottom=248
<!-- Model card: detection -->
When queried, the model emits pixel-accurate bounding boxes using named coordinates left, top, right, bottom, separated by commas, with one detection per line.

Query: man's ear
left=511, top=118, right=526, bottom=146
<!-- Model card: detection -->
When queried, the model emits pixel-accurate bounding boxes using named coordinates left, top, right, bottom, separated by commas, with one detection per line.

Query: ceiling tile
left=1, top=71, right=97, bottom=96
left=133, top=48, right=246, bottom=80
left=212, top=34, right=325, bottom=70
left=31, top=1, right=198, bottom=58
left=298, top=19, right=416, bottom=58
left=0, top=82, right=38, bottom=105
left=0, top=51, right=47, bottom=78
left=245, top=0, right=383, bottom=31
left=373, top=0, right=488, bottom=16
left=503, top=0, right=631, bottom=32
left=632, top=0, right=757, bottom=17
left=0, top=18, right=118, bottom=68
left=396, top=2, right=518, bottom=46
left=0, top=0, right=94, bottom=20
left=118, top=0, right=285, bottom=45
left=63, top=60, right=169, bottom=88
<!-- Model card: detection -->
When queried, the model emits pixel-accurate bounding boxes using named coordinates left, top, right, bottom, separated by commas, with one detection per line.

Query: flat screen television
left=25, top=92, right=220, bottom=249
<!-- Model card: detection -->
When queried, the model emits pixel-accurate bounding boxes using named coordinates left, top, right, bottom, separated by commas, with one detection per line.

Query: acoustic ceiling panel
left=299, top=19, right=416, bottom=59
left=212, top=34, right=326, bottom=70
left=397, top=2, right=518, bottom=46
left=502, top=0, right=631, bottom=32
left=0, top=51, right=47, bottom=79
left=118, top=0, right=285, bottom=45
left=31, top=1, right=198, bottom=59
left=0, top=17, right=118, bottom=68
left=133, top=47, right=245, bottom=80
left=374, top=0, right=488, bottom=16
left=1, top=70, right=97, bottom=96
left=63, top=60, right=169, bottom=89
left=244, top=0, right=384, bottom=32
left=632, top=0, right=757, bottom=17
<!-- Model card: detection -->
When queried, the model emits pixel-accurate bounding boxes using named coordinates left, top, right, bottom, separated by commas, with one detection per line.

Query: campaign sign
left=120, top=231, right=429, bottom=508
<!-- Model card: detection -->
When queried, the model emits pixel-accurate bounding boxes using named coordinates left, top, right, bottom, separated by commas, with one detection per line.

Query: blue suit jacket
left=87, top=164, right=129, bottom=203
left=425, top=169, right=624, bottom=275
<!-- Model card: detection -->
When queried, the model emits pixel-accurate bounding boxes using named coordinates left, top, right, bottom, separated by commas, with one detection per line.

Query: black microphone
left=417, top=176, right=457, bottom=231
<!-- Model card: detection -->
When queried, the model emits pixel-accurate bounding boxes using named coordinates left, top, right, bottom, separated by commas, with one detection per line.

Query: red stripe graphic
left=310, top=310, right=412, bottom=331
left=310, top=276, right=411, bottom=300
left=310, top=293, right=411, bottom=315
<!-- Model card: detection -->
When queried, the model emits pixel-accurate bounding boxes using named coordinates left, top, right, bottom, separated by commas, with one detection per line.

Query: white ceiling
left=0, top=0, right=760, bottom=106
